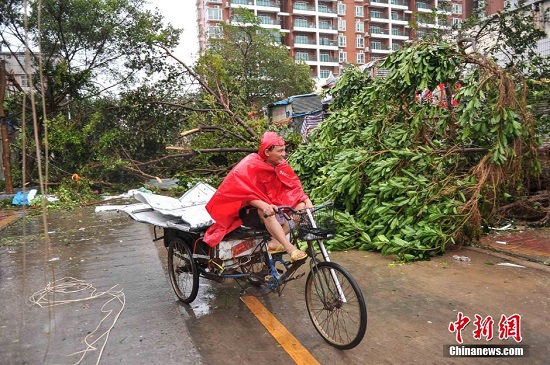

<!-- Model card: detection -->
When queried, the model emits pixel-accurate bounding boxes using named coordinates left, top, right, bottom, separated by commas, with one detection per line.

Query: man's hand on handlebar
left=262, top=204, right=279, bottom=218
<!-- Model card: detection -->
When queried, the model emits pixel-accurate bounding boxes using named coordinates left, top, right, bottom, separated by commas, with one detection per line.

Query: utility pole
left=0, top=60, right=14, bottom=194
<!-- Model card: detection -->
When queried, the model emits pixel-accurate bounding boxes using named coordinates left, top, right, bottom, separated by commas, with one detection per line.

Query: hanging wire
left=30, top=277, right=126, bottom=365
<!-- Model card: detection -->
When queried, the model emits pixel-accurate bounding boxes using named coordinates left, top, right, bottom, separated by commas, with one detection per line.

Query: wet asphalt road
left=0, top=207, right=548, bottom=364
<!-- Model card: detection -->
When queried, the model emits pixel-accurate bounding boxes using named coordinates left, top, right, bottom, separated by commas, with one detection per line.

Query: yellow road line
left=241, top=295, right=320, bottom=365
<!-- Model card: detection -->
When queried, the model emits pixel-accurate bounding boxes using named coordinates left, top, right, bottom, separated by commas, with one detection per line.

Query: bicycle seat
left=224, top=226, right=268, bottom=240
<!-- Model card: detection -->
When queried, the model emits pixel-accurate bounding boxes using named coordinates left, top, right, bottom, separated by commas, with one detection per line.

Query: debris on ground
left=452, top=255, right=471, bottom=262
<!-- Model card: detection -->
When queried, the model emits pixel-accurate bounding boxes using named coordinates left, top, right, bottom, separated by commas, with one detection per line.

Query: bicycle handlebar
left=262, top=202, right=334, bottom=218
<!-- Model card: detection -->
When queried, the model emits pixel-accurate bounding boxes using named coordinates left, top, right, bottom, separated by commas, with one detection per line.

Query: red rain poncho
left=203, top=134, right=309, bottom=247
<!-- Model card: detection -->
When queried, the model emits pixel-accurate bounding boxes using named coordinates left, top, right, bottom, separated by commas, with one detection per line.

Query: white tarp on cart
left=95, top=182, right=216, bottom=231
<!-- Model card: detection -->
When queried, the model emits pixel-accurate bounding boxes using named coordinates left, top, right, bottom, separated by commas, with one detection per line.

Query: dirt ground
left=0, top=207, right=548, bottom=364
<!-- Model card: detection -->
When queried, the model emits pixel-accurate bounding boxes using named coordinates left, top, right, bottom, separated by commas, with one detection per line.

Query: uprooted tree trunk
left=0, top=61, right=14, bottom=194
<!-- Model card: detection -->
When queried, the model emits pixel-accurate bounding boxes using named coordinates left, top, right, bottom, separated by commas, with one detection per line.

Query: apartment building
left=196, top=0, right=467, bottom=80
left=0, top=50, right=31, bottom=93
left=486, top=0, right=549, bottom=56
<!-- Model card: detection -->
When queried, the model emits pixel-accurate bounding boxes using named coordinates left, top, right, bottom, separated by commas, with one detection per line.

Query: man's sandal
left=290, top=249, right=307, bottom=263
left=268, top=244, right=286, bottom=254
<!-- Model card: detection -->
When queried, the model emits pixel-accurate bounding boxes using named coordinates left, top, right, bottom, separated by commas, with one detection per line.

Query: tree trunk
left=0, top=61, right=14, bottom=194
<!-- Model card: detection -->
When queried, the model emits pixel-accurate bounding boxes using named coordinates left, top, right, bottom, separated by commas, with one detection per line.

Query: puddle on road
left=174, top=276, right=248, bottom=319
left=2, top=206, right=247, bottom=326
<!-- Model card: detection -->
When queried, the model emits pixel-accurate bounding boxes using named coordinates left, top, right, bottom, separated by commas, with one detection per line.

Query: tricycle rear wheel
left=168, top=238, right=199, bottom=303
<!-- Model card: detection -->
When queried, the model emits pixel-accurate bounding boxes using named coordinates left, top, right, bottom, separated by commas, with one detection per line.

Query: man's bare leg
left=262, top=215, right=295, bottom=254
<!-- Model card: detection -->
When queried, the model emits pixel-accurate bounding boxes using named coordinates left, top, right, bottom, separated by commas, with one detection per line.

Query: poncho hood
left=258, top=132, right=285, bottom=160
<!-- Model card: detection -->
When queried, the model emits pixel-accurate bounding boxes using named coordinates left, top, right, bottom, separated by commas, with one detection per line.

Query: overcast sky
left=148, top=0, right=199, bottom=65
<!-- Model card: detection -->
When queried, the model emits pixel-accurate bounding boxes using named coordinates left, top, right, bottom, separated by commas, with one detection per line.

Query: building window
left=295, top=18, right=308, bottom=27
left=296, top=52, right=309, bottom=61
left=355, top=20, right=364, bottom=33
left=296, top=35, right=309, bottom=44
left=319, top=20, right=332, bottom=29
left=357, top=52, right=365, bottom=64
left=452, top=18, right=462, bottom=26
left=371, top=10, right=382, bottom=19
left=370, top=26, right=381, bottom=34
left=392, top=43, right=400, bottom=51
left=355, top=6, right=364, bottom=17
left=258, top=15, right=273, bottom=25
left=320, top=53, right=330, bottom=62
left=295, top=1, right=308, bottom=11
left=208, top=26, right=223, bottom=38
left=372, top=41, right=382, bottom=50
left=338, top=18, right=347, bottom=31
left=320, top=69, right=331, bottom=78
left=19, top=75, right=30, bottom=87
left=338, top=34, right=347, bottom=47
left=337, top=2, right=346, bottom=15
left=356, top=36, right=364, bottom=48
left=339, top=51, right=348, bottom=63
left=391, top=27, right=400, bottom=36
left=416, top=2, right=429, bottom=9
left=451, top=4, right=462, bottom=15
left=207, top=7, right=222, bottom=21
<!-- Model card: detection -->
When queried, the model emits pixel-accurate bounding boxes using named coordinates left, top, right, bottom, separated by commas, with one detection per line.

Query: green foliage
left=196, top=8, right=314, bottom=112
left=291, top=40, right=539, bottom=261
left=50, top=181, right=96, bottom=207
left=1, top=0, right=182, bottom=184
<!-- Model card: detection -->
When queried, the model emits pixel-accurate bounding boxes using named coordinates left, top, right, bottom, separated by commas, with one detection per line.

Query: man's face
left=265, top=145, right=286, bottom=166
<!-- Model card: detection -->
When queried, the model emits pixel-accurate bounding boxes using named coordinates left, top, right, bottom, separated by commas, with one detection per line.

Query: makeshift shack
left=267, top=93, right=325, bottom=142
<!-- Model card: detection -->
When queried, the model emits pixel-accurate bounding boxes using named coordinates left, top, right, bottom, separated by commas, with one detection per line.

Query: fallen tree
left=291, top=40, right=546, bottom=261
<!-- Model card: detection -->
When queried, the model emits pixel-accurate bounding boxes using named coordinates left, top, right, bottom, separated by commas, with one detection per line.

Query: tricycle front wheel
left=168, top=238, right=199, bottom=304
left=305, top=261, right=367, bottom=349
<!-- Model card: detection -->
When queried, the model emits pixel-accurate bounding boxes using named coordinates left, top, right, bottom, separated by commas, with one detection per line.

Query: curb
left=0, top=212, right=22, bottom=231
left=463, top=245, right=550, bottom=274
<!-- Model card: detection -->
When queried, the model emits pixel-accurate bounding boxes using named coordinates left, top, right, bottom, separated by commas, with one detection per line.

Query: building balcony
left=416, top=2, right=434, bottom=11
left=296, top=56, right=316, bottom=61
left=390, top=30, right=410, bottom=38
left=318, top=6, right=337, bottom=15
left=369, top=0, right=390, bottom=7
left=259, top=18, right=281, bottom=26
left=389, top=0, right=409, bottom=6
left=294, top=39, right=317, bottom=49
left=319, top=38, right=338, bottom=46
left=370, top=47, right=392, bottom=54
left=319, top=56, right=339, bottom=63
left=293, top=21, right=318, bottom=31
left=391, top=14, right=411, bottom=22
left=293, top=5, right=320, bottom=16
left=256, top=0, right=281, bottom=13
left=256, top=0, right=280, bottom=8
left=370, top=29, right=391, bottom=38
left=228, top=0, right=254, bottom=6
left=318, top=23, right=338, bottom=33
left=293, top=4, right=316, bottom=12
left=369, top=15, right=391, bottom=23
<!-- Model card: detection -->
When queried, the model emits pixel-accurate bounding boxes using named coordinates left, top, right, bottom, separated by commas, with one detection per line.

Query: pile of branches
left=291, top=41, right=543, bottom=261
